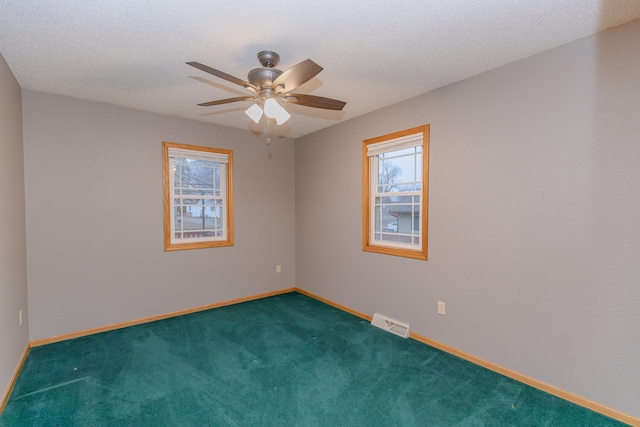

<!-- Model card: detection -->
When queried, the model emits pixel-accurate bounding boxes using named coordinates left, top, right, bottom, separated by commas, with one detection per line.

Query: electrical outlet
left=19, top=310, right=23, bottom=326
left=276, top=265, right=281, bottom=273
left=437, top=301, right=446, bottom=316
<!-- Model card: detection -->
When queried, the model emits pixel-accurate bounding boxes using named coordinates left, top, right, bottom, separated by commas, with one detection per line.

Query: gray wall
left=23, top=91, right=296, bottom=340
left=0, top=53, right=29, bottom=402
left=295, top=19, right=640, bottom=418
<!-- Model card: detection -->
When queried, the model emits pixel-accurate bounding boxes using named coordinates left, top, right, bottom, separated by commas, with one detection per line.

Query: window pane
left=379, top=150, right=418, bottom=187
left=379, top=234, right=413, bottom=244
left=173, top=159, right=181, bottom=195
left=182, top=189, right=214, bottom=196
left=204, top=217, right=217, bottom=228
left=182, top=166, right=213, bottom=189
left=377, top=152, right=422, bottom=194
left=183, top=198, right=202, bottom=205
left=214, top=167, right=221, bottom=190
left=183, top=214, right=206, bottom=230
left=191, top=159, right=214, bottom=167
left=393, top=155, right=416, bottom=186
left=174, top=206, right=182, bottom=231
left=378, top=159, right=402, bottom=192
left=378, top=195, right=413, bottom=204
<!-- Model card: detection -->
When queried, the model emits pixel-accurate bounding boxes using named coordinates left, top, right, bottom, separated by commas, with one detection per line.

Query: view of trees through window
left=374, top=146, right=422, bottom=245
left=163, top=141, right=233, bottom=251
left=173, top=157, right=224, bottom=239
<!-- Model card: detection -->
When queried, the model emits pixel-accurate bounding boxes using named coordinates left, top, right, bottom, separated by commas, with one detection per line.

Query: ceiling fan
left=187, top=51, right=346, bottom=125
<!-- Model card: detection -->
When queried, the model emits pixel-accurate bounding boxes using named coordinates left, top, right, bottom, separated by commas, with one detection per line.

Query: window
left=163, top=141, right=234, bottom=251
left=362, top=125, right=429, bottom=260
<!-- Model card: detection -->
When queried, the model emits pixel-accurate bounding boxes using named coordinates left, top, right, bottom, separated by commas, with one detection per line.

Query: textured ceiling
left=1, top=1, right=639, bottom=139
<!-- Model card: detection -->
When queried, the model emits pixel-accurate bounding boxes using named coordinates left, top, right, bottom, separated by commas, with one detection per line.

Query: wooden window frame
left=163, top=141, right=234, bottom=251
left=362, top=125, right=429, bottom=260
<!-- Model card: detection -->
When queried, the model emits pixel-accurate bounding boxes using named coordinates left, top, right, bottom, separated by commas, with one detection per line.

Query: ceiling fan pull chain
left=266, top=116, right=271, bottom=146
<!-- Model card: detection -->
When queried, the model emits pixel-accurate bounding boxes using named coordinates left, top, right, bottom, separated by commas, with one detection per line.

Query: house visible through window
left=362, top=125, right=429, bottom=260
left=163, top=141, right=234, bottom=251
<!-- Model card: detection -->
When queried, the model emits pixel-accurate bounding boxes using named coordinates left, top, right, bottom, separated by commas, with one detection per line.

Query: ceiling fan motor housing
left=248, top=51, right=284, bottom=89
left=248, top=67, right=283, bottom=88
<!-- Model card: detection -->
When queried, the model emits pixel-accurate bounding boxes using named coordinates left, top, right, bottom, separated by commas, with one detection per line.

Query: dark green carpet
left=0, top=292, right=627, bottom=426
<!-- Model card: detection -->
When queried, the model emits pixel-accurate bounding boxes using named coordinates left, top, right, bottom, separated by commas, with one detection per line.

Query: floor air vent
left=371, top=313, right=410, bottom=338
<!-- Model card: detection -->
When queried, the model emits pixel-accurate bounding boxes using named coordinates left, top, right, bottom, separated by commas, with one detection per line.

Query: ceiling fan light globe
left=275, top=109, right=291, bottom=125
left=264, top=98, right=290, bottom=124
left=245, top=104, right=263, bottom=123
left=263, top=98, right=280, bottom=119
